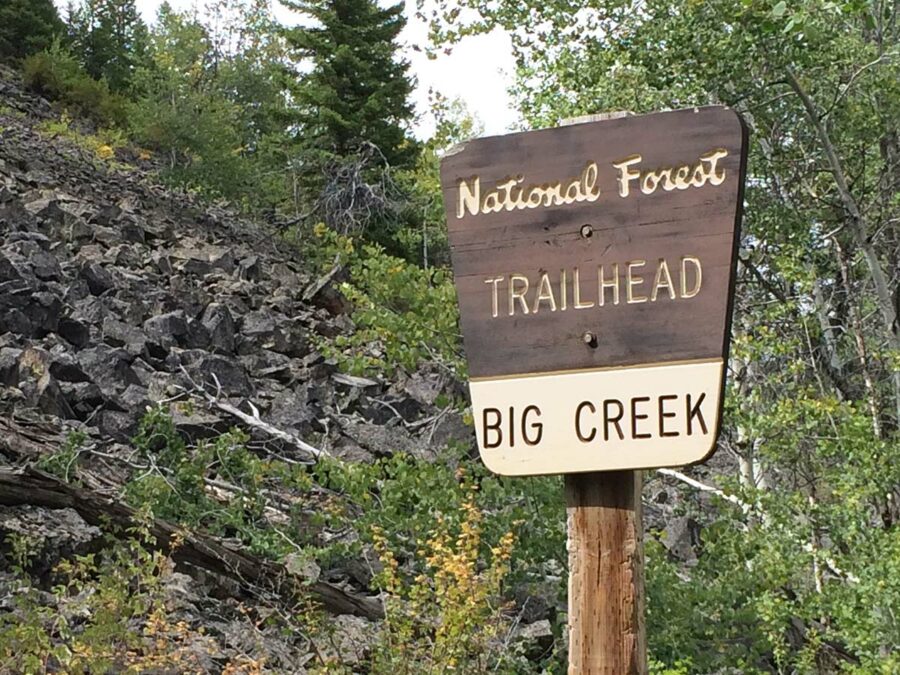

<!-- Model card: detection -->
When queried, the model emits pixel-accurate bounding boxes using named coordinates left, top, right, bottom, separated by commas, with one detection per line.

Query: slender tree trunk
left=834, top=240, right=883, bottom=438
left=786, top=67, right=900, bottom=425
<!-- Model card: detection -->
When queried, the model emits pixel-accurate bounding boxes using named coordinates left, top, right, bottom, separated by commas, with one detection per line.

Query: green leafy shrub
left=126, top=405, right=312, bottom=559
left=23, top=43, right=128, bottom=127
left=37, top=114, right=127, bottom=164
left=370, top=486, right=521, bottom=673
left=36, top=429, right=87, bottom=483
left=0, top=517, right=204, bottom=673
left=307, top=224, right=464, bottom=377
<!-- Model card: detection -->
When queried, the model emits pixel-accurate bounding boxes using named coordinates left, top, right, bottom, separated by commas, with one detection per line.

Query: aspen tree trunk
left=786, top=67, right=900, bottom=425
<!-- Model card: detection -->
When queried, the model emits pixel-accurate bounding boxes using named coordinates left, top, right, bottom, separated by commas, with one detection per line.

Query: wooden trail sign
left=441, top=107, right=748, bottom=476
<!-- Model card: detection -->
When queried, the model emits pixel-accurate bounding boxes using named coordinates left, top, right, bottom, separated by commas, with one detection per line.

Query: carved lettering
left=611, top=149, right=729, bottom=199
left=456, top=148, right=728, bottom=218
left=456, top=162, right=600, bottom=218
left=488, top=256, right=703, bottom=318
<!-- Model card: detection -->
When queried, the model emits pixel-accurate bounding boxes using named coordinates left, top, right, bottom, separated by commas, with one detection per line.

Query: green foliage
left=277, top=0, right=423, bottom=247
left=281, top=0, right=419, bottom=186
left=67, top=0, right=150, bottom=92
left=118, top=405, right=567, bottom=671
left=419, top=0, right=900, bottom=669
left=23, top=42, right=128, bottom=127
left=37, top=113, right=128, bottom=166
left=389, top=95, right=484, bottom=267
left=308, top=224, right=463, bottom=377
left=36, top=429, right=88, bottom=483
left=129, top=2, right=290, bottom=209
left=126, top=405, right=307, bottom=558
left=0, top=0, right=63, bottom=62
left=0, top=517, right=206, bottom=673
left=315, top=453, right=566, bottom=671
left=370, top=488, right=522, bottom=673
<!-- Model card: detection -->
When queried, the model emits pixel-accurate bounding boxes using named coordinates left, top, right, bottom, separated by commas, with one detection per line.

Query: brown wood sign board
left=441, top=106, right=748, bottom=475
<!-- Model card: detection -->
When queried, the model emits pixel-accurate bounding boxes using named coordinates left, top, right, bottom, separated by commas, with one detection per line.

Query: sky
left=54, top=0, right=518, bottom=139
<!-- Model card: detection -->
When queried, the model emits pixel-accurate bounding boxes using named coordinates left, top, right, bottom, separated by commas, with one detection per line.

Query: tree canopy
left=281, top=0, right=418, bottom=178
left=0, top=0, right=63, bottom=62
left=67, top=0, right=149, bottom=91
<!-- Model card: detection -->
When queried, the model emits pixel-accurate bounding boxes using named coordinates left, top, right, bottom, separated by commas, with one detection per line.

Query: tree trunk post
left=560, top=112, right=646, bottom=674
left=566, top=471, right=646, bottom=674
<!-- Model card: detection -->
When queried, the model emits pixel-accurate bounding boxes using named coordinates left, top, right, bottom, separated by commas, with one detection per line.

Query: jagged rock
left=29, top=291, right=62, bottom=335
left=662, top=516, right=701, bottom=562
left=118, top=383, right=151, bottom=411
left=46, top=352, right=90, bottom=383
left=23, top=193, right=72, bottom=234
left=58, top=381, right=104, bottom=419
left=399, top=372, right=443, bottom=406
left=0, top=252, right=61, bottom=337
left=266, top=388, right=318, bottom=430
left=0, top=347, right=21, bottom=385
left=428, top=411, right=472, bottom=448
left=29, top=372, right=75, bottom=419
left=311, top=283, right=351, bottom=316
left=143, top=310, right=188, bottom=350
left=0, top=506, right=101, bottom=576
left=241, top=349, right=293, bottom=384
left=0, top=200, right=38, bottom=234
left=98, top=409, right=137, bottom=440
left=314, top=615, right=377, bottom=667
left=171, top=243, right=235, bottom=276
left=238, top=254, right=260, bottom=280
left=16, top=349, right=77, bottom=419
left=102, top=316, right=148, bottom=356
left=92, top=203, right=122, bottom=227
left=6, top=231, right=51, bottom=247
left=151, top=250, right=173, bottom=275
left=184, top=317, right=211, bottom=350
left=69, top=216, right=94, bottom=241
left=240, top=308, right=279, bottom=348
left=76, top=345, right=140, bottom=396
left=0, top=251, right=29, bottom=282
left=199, top=302, right=236, bottom=354
left=22, top=248, right=60, bottom=281
left=171, top=409, right=231, bottom=442
left=104, top=243, right=143, bottom=268
left=57, top=316, right=91, bottom=348
left=0, top=65, right=474, bottom=669
left=79, top=262, right=115, bottom=296
left=182, top=352, right=253, bottom=397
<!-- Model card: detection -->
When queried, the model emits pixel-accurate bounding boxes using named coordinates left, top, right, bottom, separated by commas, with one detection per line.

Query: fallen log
left=0, top=465, right=383, bottom=620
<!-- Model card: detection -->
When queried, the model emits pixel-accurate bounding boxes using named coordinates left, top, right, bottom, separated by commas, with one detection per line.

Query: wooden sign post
left=566, top=470, right=644, bottom=672
left=440, top=107, right=748, bottom=673
left=562, top=113, right=644, bottom=674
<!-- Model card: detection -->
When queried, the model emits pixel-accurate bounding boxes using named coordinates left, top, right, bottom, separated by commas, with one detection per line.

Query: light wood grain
left=561, top=113, right=646, bottom=675
left=566, top=470, right=646, bottom=674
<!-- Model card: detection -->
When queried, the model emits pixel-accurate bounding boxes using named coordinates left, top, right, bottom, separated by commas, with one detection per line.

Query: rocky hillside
left=0, top=65, right=475, bottom=670
left=0, top=62, right=710, bottom=673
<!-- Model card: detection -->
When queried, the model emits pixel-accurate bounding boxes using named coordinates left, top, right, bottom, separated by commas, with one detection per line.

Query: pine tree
left=282, top=0, right=418, bottom=177
left=68, top=0, right=148, bottom=91
left=0, top=0, right=63, bottom=61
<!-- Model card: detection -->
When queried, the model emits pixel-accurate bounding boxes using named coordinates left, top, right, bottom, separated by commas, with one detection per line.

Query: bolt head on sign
left=440, top=107, right=748, bottom=476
